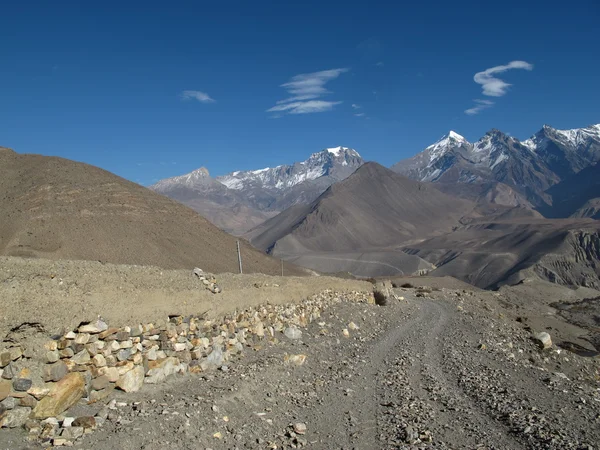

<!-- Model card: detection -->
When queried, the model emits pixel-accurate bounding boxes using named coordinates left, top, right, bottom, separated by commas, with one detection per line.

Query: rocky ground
left=2, top=279, right=599, bottom=449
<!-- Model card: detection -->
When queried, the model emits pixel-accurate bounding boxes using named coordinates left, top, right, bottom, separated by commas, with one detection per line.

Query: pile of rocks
left=193, top=267, right=221, bottom=294
left=0, top=289, right=373, bottom=446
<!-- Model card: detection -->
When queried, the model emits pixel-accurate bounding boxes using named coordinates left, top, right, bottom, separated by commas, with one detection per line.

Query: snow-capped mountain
left=151, top=167, right=213, bottom=191
left=523, top=124, right=600, bottom=179
left=217, top=146, right=363, bottom=192
left=149, top=146, right=364, bottom=235
left=392, top=124, right=600, bottom=208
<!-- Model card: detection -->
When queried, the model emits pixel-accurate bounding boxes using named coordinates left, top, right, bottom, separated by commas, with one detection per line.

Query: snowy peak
left=326, top=146, right=361, bottom=157
left=426, top=131, right=468, bottom=150
left=217, top=146, right=363, bottom=191
left=150, top=166, right=213, bottom=191
left=524, top=124, right=600, bottom=151
left=424, top=130, right=471, bottom=163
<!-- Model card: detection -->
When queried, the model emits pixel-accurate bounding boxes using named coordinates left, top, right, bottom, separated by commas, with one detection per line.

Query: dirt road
left=2, top=285, right=599, bottom=449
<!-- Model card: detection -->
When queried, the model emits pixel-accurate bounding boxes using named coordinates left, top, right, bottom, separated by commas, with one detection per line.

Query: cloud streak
left=268, top=68, right=348, bottom=115
left=465, top=60, right=533, bottom=115
left=464, top=99, right=494, bottom=115
left=180, top=90, right=215, bottom=103
left=473, top=60, right=533, bottom=97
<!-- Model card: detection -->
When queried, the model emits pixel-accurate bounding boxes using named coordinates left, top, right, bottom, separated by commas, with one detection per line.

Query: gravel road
left=2, top=284, right=599, bottom=449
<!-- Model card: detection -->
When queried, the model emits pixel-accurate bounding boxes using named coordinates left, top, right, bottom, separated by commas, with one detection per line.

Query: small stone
left=44, top=361, right=68, bottom=382
left=65, top=331, right=77, bottom=339
left=115, top=331, right=130, bottom=341
left=45, top=341, right=58, bottom=351
left=98, top=367, right=119, bottom=383
left=117, top=349, right=132, bottom=361
left=173, top=343, right=187, bottom=352
left=115, top=366, right=144, bottom=393
left=73, top=416, right=96, bottom=429
left=46, top=350, right=60, bottom=363
left=293, top=422, right=307, bottom=435
left=0, top=352, right=11, bottom=368
left=62, top=417, right=75, bottom=427
left=533, top=332, right=552, bottom=349
left=71, top=350, right=91, bottom=365
left=52, top=438, right=69, bottom=446
left=59, top=348, right=75, bottom=358
left=74, top=333, right=90, bottom=345
left=27, top=385, right=51, bottom=400
left=8, top=347, right=23, bottom=361
left=98, top=328, right=119, bottom=339
left=0, top=406, right=32, bottom=428
left=12, top=378, right=32, bottom=392
left=0, top=380, right=10, bottom=401
left=145, top=357, right=180, bottom=384
left=91, top=375, right=110, bottom=391
left=119, top=340, right=133, bottom=349
left=342, top=329, right=350, bottom=338
left=61, top=426, right=84, bottom=440
left=1, top=364, right=15, bottom=380
left=213, top=432, right=222, bottom=439
left=92, top=354, right=107, bottom=368
left=1, top=396, right=17, bottom=410
left=78, top=320, right=108, bottom=334
left=348, top=322, right=359, bottom=331
left=284, top=354, right=307, bottom=366
left=284, top=327, right=302, bottom=340
left=145, top=347, right=158, bottom=361
left=19, top=395, right=38, bottom=408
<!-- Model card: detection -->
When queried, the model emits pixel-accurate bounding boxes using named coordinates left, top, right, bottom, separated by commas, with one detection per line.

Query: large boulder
left=31, top=373, right=86, bottom=419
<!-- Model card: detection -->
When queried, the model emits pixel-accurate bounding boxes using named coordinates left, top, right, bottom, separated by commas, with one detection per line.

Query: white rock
left=533, top=332, right=552, bottom=349
left=116, top=366, right=145, bottom=393
left=284, top=327, right=302, bottom=340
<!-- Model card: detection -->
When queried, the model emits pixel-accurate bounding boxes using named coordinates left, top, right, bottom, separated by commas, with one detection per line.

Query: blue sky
left=2, top=0, right=599, bottom=185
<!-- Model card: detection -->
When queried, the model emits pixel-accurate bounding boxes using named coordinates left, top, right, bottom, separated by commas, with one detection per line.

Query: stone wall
left=0, top=289, right=374, bottom=446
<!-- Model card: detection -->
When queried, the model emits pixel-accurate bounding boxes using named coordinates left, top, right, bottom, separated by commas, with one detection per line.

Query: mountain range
left=5, top=120, right=597, bottom=289
left=392, top=124, right=600, bottom=214
left=152, top=123, right=600, bottom=237
left=151, top=147, right=364, bottom=235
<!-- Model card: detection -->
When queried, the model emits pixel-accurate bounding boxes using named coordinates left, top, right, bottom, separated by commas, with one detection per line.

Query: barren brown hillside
left=0, top=147, right=305, bottom=275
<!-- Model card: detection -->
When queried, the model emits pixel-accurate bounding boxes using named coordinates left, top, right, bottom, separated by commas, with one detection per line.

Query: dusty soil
left=2, top=273, right=599, bottom=449
left=0, top=256, right=369, bottom=343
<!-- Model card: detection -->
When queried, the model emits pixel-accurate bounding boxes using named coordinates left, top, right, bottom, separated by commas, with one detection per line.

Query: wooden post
left=236, top=240, right=243, bottom=274
left=281, top=259, right=283, bottom=277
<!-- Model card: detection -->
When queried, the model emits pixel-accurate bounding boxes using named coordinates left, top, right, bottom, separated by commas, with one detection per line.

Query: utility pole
left=236, top=240, right=243, bottom=274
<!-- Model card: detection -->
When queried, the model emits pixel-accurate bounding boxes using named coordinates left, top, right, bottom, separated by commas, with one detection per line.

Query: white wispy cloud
left=268, top=100, right=343, bottom=115
left=473, top=60, right=533, bottom=97
left=268, top=68, right=348, bottom=115
left=352, top=104, right=361, bottom=109
left=354, top=113, right=366, bottom=117
left=465, top=99, right=495, bottom=115
left=465, top=60, right=533, bottom=115
left=180, top=90, right=215, bottom=103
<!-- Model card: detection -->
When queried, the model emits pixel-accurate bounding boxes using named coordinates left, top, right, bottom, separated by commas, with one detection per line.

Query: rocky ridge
left=392, top=123, right=600, bottom=211
left=0, top=286, right=374, bottom=447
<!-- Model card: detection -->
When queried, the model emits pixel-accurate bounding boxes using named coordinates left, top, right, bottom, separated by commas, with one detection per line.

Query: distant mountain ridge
left=392, top=123, right=600, bottom=211
left=150, top=147, right=364, bottom=234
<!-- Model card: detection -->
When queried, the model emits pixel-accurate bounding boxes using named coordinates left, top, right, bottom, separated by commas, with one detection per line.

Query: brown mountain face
left=541, top=163, right=600, bottom=219
left=0, top=148, right=305, bottom=275
left=403, top=217, right=600, bottom=289
left=249, top=162, right=476, bottom=255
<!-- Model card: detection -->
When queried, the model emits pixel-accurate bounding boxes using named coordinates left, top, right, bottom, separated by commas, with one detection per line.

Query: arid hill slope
left=249, top=162, right=476, bottom=254
left=0, top=147, right=303, bottom=275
